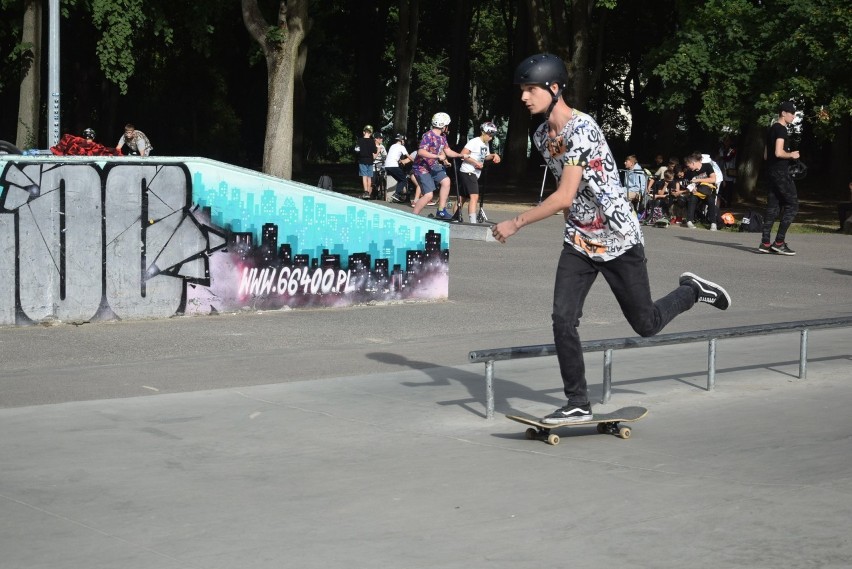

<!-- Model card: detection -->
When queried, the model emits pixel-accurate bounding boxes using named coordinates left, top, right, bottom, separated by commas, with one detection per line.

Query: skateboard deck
left=506, top=406, right=648, bottom=445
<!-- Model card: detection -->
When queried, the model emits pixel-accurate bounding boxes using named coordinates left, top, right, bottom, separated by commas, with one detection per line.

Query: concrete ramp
left=0, top=155, right=449, bottom=326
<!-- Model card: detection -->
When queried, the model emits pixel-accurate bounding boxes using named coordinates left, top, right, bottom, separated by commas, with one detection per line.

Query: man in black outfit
left=758, top=101, right=801, bottom=255
left=356, top=125, right=378, bottom=199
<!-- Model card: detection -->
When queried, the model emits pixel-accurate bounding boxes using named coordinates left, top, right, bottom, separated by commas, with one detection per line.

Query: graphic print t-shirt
left=533, top=111, right=643, bottom=261
left=459, top=137, right=490, bottom=178
left=413, top=130, right=447, bottom=176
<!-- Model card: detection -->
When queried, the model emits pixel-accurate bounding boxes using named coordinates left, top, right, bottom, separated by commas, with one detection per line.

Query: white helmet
left=481, top=121, right=497, bottom=135
left=431, top=112, right=451, bottom=129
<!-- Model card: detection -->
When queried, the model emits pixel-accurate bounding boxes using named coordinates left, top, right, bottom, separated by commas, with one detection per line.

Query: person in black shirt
left=356, top=125, right=378, bottom=199
left=682, top=153, right=718, bottom=230
left=758, top=101, right=801, bottom=255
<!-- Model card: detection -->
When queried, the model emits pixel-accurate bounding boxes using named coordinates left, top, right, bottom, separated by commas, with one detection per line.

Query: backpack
left=739, top=210, right=764, bottom=233
left=701, top=154, right=724, bottom=190
left=317, top=174, right=333, bottom=191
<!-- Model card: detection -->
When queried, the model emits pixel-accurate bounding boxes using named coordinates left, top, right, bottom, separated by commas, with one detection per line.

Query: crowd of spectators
left=622, top=148, right=730, bottom=231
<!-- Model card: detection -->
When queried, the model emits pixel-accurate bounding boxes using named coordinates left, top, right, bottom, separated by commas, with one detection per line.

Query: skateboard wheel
left=618, top=427, right=631, bottom=439
left=596, top=423, right=607, bottom=434
left=524, top=428, right=537, bottom=440
left=547, top=434, right=560, bottom=445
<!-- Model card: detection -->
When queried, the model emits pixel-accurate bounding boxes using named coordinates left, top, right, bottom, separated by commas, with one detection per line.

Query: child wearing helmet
left=411, top=112, right=465, bottom=219
left=492, top=53, right=732, bottom=425
left=385, top=133, right=421, bottom=204
left=458, top=122, right=501, bottom=223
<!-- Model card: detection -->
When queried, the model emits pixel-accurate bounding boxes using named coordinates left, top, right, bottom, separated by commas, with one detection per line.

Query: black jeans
left=552, top=244, right=696, bottom=405
left=762, top=168, right=798, bottom=243
left=686, top=190, right=716, bottom=224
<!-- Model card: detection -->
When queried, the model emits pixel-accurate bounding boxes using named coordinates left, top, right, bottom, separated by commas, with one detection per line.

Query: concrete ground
left=1, top=206, right=851, bottom=568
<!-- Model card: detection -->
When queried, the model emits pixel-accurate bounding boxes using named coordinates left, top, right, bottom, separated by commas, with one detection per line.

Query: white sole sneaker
left=679, top=272, right=731, bottom=310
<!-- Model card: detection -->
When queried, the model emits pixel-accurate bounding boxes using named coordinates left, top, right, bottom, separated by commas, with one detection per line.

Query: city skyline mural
left=0, top=156, right=450, bottom=326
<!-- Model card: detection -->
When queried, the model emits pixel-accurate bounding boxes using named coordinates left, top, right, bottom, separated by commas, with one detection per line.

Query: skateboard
left=654, top=217, right=670, bottom=228
left=506, top=406, right=648, bottom=445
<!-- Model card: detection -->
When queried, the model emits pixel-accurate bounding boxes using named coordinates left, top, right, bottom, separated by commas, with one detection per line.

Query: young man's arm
left=774, top=137, right=800, bottom=160
left=460, top=147, right=481, bottom=169
left=492, top=165, right=582, bottom=243
left=417, top=145, right=439, bottom=160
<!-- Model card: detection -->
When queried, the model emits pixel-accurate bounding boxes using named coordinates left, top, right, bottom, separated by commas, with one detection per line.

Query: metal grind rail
left=469, top=316, right=852, bottom=420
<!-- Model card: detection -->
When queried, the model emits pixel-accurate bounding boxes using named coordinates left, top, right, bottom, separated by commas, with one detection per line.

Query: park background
left=1, top=0, right=850, bottom=213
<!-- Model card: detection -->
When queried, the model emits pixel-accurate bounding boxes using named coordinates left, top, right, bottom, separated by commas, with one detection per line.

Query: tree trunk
left=566, top=0, right=593, bottom=109
left=737, top=120, right=767, bottom=200
left=506, top=1, right=532, bottom=180
left=829, top=117, right=851, bottom=192
left=292, top=42, right=308, bottom=174
left=242, top=0, right=309, bottom=179
left=447, top=1, right=473, bottom=146
left=16, top=0, right=42, bottom=149
left=354, top=0, right=379, bottom=127
left=392, top=0, right=419, bottom=137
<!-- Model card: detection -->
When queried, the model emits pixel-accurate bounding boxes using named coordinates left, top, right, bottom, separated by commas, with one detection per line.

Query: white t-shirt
left=459, top=136, right=490, bottom=178
left=384, top=142, right=411, bottom=168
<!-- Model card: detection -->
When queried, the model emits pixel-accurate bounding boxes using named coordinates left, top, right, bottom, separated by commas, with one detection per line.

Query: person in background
left=411, top=112, right=464, bottom=219
left=458, top=121, right=502, bottom=223
left=386, top=133, right=420, bottom=204
left=356, top=125, right=378, bottom=199
left=758, top=101, right=801, bottom=255
left=116, top=123, right=152, bottom=156
left=683, top=152, right=718, bottom=230
left=622, top=154, right=647, bottom=214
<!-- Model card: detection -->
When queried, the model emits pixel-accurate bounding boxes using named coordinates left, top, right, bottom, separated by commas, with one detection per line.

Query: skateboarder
left=492, top=53, right=731, bottom=425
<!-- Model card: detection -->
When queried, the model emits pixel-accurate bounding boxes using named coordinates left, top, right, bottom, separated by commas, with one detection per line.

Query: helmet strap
left=544, top=85, right=564, bottom=121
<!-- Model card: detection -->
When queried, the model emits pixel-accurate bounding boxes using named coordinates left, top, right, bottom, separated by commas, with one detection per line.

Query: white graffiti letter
left=105, top=165, right=187, bottom=319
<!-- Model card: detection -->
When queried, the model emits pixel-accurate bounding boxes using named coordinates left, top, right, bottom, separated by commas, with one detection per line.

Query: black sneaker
left=541, top=403, right=593, bottom=425
left=757, top=242, right=773, bottom=254
left=770, top=242, right=796, bottom=255
left=679, top=272, right=731, bottom=310
left=390, top=193, right=405, bottom=203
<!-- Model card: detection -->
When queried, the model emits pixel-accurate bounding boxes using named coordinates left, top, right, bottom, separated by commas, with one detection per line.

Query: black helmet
left=373, top=131, right=384, bottom=139
left=513, top=53, right=568, bottom=90
left=83, top=128, right=96, bottom=139
left=514, top=53, right=569, bottom=119
left=394, top=133, right=406, bottom=141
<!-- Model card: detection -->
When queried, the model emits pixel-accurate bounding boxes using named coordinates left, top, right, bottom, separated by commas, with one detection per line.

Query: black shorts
left=459, top=172, right=479, bottom=196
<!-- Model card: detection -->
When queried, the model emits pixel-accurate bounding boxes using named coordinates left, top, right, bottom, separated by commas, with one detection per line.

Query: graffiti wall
left=0, top=156, right=449, bottom=326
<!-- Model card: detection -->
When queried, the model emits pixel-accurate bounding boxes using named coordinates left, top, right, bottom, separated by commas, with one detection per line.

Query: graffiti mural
left=0, top=157, right=449, bottom=326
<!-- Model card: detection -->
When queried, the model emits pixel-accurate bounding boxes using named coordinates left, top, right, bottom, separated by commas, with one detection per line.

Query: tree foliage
left=1, top=0, right=849, bottom=187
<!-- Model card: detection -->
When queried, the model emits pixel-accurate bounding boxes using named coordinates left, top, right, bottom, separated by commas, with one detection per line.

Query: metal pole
left=799, top=329, right=808, bottom=379
left=485, top=360, right=494, bottom=419
left=602, top=349, right=613, bottom=404
left=707, top=338, right=717, bottom=391
left=48, top=0, right=61, bottom=147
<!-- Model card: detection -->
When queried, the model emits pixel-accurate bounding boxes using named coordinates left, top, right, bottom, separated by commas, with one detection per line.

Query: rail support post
left=707, top=338, right=717, bottom=391
left=602, top=348, right=613, bottom=404
left=799, top=329, right=808, bottom=380
left=485, top=360, right=494, bottom=419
